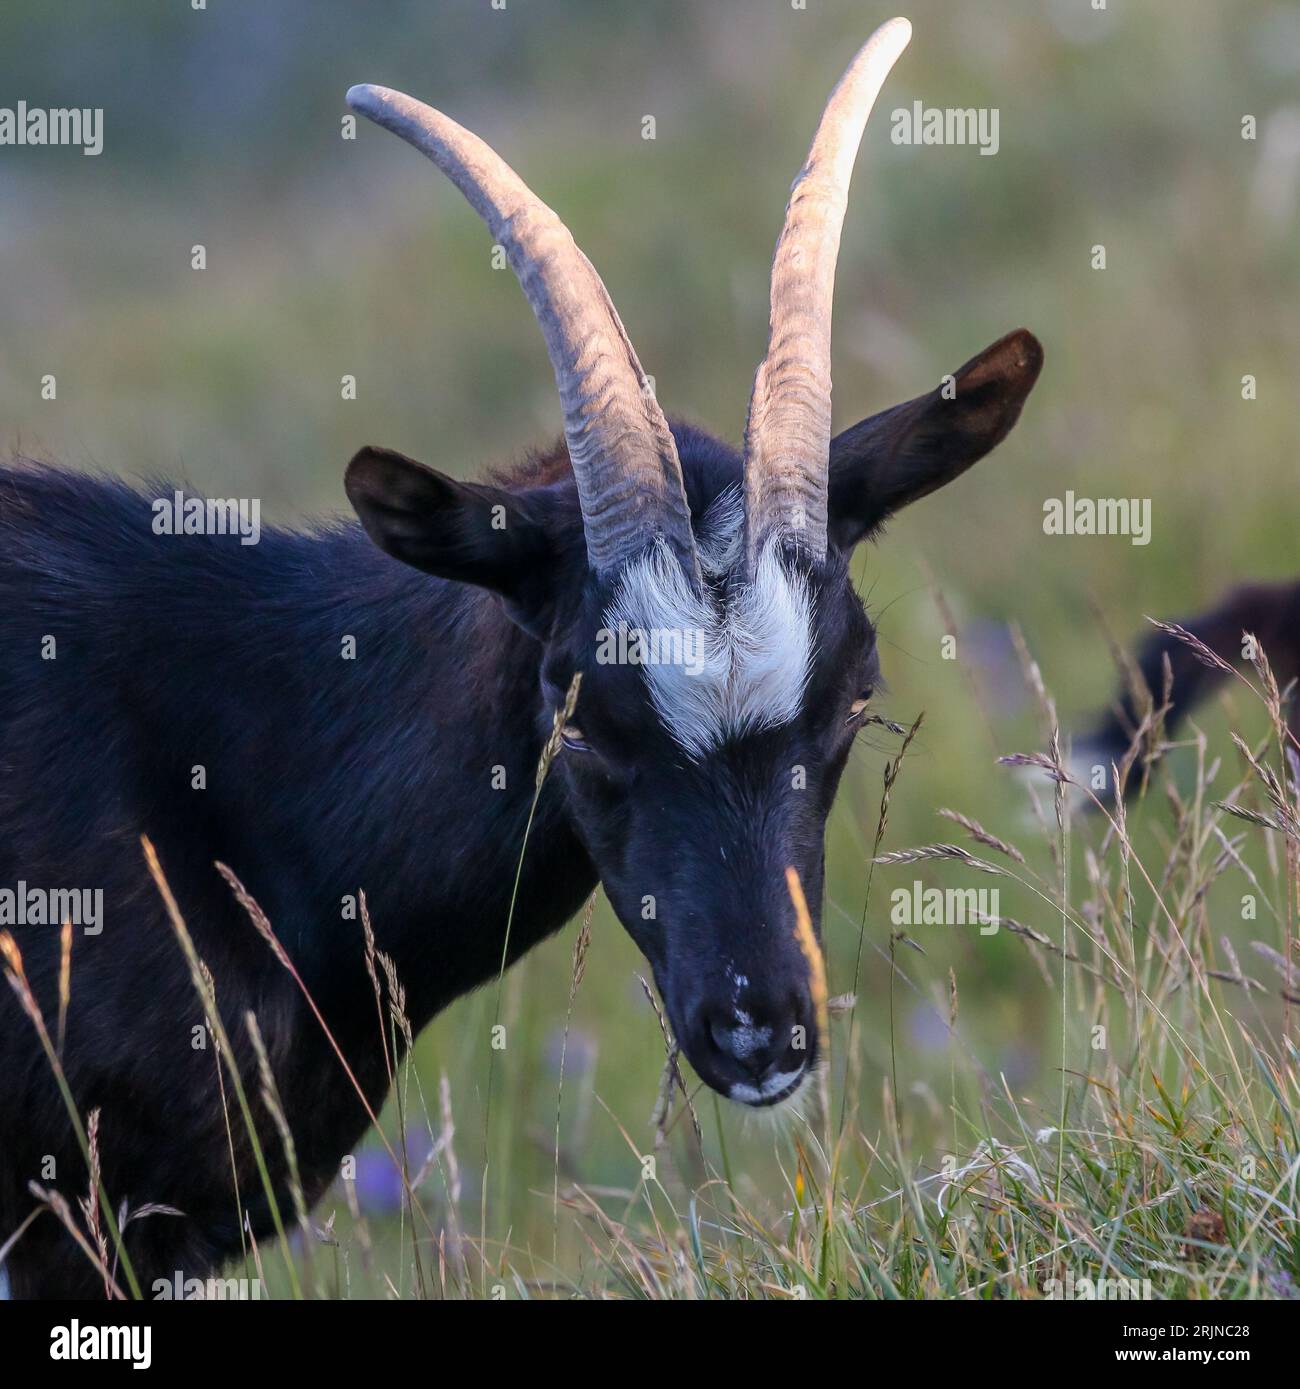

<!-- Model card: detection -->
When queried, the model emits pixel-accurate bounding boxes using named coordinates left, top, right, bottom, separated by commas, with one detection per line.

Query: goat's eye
left=561, top=723, right=591, bottom=752
left=846, top=686, right=874, bottom=723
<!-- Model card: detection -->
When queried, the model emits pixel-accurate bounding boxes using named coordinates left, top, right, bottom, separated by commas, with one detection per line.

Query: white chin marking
left=604, top=492, right=814, bottom=760
left=730, top=1066, right=805, bottom=1106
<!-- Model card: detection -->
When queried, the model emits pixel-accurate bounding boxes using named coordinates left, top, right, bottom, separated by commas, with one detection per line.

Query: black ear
left=828, top=328, right=1044, bottom=550
left=345, top=445, right=561, bottom=633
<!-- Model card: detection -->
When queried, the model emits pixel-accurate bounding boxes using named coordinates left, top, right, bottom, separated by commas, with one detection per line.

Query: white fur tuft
left=604, top=500, right=813, bottom=759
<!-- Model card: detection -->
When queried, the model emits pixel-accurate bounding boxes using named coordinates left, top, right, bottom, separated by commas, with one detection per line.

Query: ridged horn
left=347, top=84, right=700, bottom=584
left=741, top=17, right=912, bottom=567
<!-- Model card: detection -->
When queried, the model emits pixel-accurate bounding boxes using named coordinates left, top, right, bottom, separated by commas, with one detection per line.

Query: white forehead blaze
left=603, top=488, right=814, bottom=760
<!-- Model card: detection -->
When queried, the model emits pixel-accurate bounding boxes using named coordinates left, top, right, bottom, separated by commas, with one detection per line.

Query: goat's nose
left=708, top=1014, right=779, bottom=1072
left=700, top=998, right=813, bottom=1104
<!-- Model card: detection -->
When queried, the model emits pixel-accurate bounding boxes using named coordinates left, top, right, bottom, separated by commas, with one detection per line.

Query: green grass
left=98, top=629, right=1291, bottom=1302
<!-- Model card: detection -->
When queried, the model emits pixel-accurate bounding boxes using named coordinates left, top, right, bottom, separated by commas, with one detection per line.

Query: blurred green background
left=4, top=0, right=1299, bottom=1285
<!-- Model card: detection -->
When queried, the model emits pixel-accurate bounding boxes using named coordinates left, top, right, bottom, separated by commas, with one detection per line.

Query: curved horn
left=742, top=17, right=912, bottom=567
left=347, top=84, right=700, bottom=584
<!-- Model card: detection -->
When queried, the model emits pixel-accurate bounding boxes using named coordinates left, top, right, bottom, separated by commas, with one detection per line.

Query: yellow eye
left=847, top=686, right=874, bottom=723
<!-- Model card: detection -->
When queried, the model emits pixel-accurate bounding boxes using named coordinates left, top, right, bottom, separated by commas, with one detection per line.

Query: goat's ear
left=827, top=328, right=1043, bottom=550
left=345, top=445, right=560, bottom=634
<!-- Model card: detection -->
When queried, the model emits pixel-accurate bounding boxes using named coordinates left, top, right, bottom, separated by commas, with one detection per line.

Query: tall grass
left=8, top=630, right=1297, bottom=1299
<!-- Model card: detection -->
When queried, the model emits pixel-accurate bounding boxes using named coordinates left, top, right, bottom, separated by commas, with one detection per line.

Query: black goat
left=0, top=20, right=1042, bottom=1296
left=1076, top=579, right=1300, bottom=798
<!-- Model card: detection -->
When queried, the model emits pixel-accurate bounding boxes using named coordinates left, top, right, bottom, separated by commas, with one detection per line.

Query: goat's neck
left=286, top=567, right=596, bottom=1034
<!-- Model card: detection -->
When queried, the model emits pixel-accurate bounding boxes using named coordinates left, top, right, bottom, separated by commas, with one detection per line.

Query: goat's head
left=343, top=18, right=1042, bottom=1107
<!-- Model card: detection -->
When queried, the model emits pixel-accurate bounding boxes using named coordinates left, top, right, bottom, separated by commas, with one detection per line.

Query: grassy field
left=3, top=0, right=1299, bottom=1297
